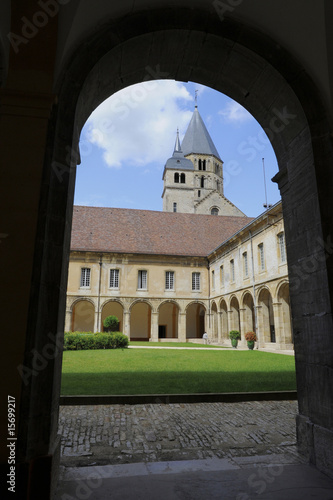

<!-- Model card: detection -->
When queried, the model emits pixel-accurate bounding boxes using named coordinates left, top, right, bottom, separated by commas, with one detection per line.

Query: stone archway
left=130, top=301, right=152, bottom=341
left=229, top=296, right=241, bottom=336
left=186, top=302, right=206, bottom=339
left=242, top=292, right=256, bottom=335
left=158, top=301, right=179, bottom=340
left=101, top=300, right=124, bottom=333
left=211, top=301, right=218, bottom=341
left=71, top=299, right=95, bottom=332
left=277, top=282, right=293, bottom=348
left=11, top=8, right=333, bottom=490
left=258, top=288, right=275, bottom=345
left=220, top=299, right=229, bottom=344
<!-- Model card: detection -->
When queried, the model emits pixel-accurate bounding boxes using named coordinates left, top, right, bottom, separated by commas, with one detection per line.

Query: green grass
left=61, top=349, right=296, bottom=395
left=129, top=341, right=230, bottom=348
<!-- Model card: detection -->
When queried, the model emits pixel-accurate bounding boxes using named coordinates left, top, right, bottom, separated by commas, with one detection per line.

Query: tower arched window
left=198, top=159, right=202, bottom=170
left=174, top=172, right=179, bottom=183
left=202, top=160, right=206, bottom=171
left=180, top=173, right=185, bottom=183
left=201, top=176, right=205, bottom=188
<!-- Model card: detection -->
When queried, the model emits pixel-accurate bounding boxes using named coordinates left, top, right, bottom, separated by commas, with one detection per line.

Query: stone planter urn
left=229, top=330, right=241, bottom=349
left=244, top=332, right=257, bottom=350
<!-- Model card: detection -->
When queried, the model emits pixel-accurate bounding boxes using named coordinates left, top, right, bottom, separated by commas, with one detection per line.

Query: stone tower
left=162, top=103, right=245, bottom=216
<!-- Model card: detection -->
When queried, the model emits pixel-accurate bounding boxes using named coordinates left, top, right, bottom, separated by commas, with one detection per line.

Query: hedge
left=63, top=331, right=128, bottom=350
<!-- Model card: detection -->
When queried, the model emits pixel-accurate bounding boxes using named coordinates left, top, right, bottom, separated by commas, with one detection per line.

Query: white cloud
left=81, top=80, right=193, bottom=168
left=218, top=100, right=254, bottom=124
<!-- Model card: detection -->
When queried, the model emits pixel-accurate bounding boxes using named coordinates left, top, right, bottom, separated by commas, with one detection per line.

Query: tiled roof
left=71, top=206, right=253, bottom=257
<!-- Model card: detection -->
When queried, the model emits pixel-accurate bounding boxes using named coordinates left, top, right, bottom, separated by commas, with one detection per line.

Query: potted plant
left=244, top=331, right=257, bottom=350
left=229, top=330, right=241, bottom=348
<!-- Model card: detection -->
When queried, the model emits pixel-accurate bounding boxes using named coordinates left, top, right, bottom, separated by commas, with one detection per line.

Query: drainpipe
left=249, top=230, right=259, bottom=348
left=97, top=254, right=102, bottom=332
left=207, top=259, right=211, bottom=332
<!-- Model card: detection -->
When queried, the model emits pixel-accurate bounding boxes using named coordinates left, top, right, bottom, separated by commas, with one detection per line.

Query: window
left=202, top=159, right=206, bottom=171
left=138, top=270, right=147, bottom=289
left=173, top=202, right=177, bottom=213
left=198, top=190, right=201, bottom=198
left=212, top=270, right=215, bottom=290
left=180, top=173, right=185, bottom=183
left=230, top=259, right=235, bottom=282
left=192, top=272, right=200, bottom=291
left=220, top=265, right=224, bottom=287
left=278, top=232, right=286, bottom=263
left=174, top=172, right=179, bottom=183
left=109, top=269, right=119, bottom=288
left=198, top=159, right=202, bottom=170
left=243, top=252, right=248, bottom=278
left=165, top=271, right=174, bottom=290
left=80, top=267, right=91, bottom=287
left=201, top=176, right=205, bottom=188
left=258, top=243, right=265, bottom=271
left=211, top=207, right=219, bottom=215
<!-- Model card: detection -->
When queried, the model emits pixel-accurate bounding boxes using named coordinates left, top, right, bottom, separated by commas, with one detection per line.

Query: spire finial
left=195, top=89, right=198, bottom=108
left=174, top=128, right=181, bottom=153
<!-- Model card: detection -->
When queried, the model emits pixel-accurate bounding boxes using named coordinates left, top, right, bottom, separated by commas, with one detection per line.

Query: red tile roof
left=71, top=206, right=253, bottom=257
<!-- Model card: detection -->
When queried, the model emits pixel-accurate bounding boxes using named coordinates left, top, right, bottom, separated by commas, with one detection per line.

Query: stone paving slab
left=58, top=400, right=303, bottom=468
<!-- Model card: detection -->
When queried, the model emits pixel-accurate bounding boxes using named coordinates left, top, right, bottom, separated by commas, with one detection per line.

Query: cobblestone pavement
left=58, top=400, right=304, bottom=468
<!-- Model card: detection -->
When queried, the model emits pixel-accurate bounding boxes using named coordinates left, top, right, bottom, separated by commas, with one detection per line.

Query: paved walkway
left=58, top=400, right=301, bottom=468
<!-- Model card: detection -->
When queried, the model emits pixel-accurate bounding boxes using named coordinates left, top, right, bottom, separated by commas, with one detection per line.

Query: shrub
left=103, top=315, right=119, bottom=332
left=229, top=330, right=241, bottom=340
left=63, top=331, right=128, bottom=350
left=245, top=331, right=257, bottom=342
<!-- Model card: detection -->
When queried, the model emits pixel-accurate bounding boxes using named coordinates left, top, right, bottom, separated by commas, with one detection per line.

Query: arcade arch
left=186, top=302, right=206, bottom=339
left=220, top=299, right=229, bottom=343
left=242, top=292, right=256, bottom=334
left=101, top=300, right=124, bottom=332
left=158, top=301, right=179, bottom=339
left=71, top=299, right=95, bottom=332
left=258, top=288, right=275, bottom=344
left=130, top=301, right=152, bottom=341
left=229, top=296, right=241, bottom=335
left=211, top=301, right=218, bottom=341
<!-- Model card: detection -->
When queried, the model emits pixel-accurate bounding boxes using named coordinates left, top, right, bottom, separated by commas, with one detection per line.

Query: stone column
left=123, top=311, right=130, bottom=339
left=272, top=302, right=282, bottom=349
left=151, top=312, right=159, bottom=342
left=93, top=308, right=99, bottom=333
left=239, top=308, right=247, bottom=347
left=65, top=308, right=72, bottom=332
left=255, top=305, right=264, bottom=348
left=178, top=312, right=187, bottom=342
left=217, top=312, right=222, bottom=344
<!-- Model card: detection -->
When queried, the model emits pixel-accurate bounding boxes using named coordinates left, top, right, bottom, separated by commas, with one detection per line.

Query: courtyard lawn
left=129, top=341, right=230, bottom=348
left=61, top=349, right=296, bottom=395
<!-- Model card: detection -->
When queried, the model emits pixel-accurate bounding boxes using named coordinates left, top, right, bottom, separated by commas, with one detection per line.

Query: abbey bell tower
left=162, top=103, right=245, bottom=217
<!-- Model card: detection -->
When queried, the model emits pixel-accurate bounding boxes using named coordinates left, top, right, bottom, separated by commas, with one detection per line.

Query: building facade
left=66, top=108, right=292, bottom=350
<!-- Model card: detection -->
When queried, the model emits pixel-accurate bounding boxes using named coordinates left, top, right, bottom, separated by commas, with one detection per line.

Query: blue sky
left=74, top=80, right=281, bottom=217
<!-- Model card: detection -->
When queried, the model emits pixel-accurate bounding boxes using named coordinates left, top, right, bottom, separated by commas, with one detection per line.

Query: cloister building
left=66, top=108, right=292, bottom=350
